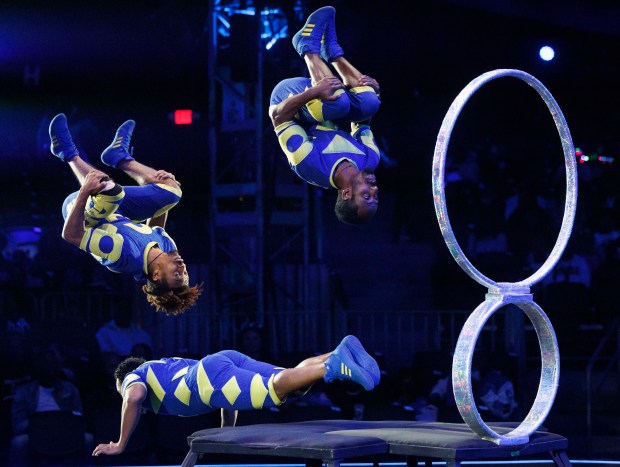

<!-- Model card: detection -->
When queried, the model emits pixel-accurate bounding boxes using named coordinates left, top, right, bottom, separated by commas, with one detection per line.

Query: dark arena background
left=1, top=1, right=620, bottom=466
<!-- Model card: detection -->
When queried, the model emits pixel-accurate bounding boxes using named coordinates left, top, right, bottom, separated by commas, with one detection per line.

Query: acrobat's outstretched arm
left=92, top=383, right=146, bottom=457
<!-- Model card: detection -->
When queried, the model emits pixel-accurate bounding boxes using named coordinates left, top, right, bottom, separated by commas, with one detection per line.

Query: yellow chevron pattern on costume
left=348, top=85, right=376, bottom=95
left=85, top=190, right=126, bottom=228
left=306, top=88, right=345, bottom=123
left=306, top=98, right=325, bottom=122
left=300, top=23, right=316, bottom=36
left=146, top=367, right=166, bottom=414
left=316, top=120, right=337, bottom=130
left=172, top=367, right=188, bottom=380
left=322, top=134, right=365, bottom=155
left=88, top=192, right=124, bottom=213
left=154, top=182, right=182, bottom=197
left=340, top=362, right=352, bottom=377
left=276, top=122, right=312, bottom=165
left=222, top=376, right=242, bottom=405
left=267, top=373, right=282, bottom=405
left=95, top=220, right=121, bottom=233
left=250, top=374, right=269, bottom=409
left=197, top=362, right=214, bottom=406
left=151, top=202, right=180, bottom=220
left=122, top=373, right=142, bottom=393
left=174, top=378, right=191, bottom=406
left=359, top=132, right=379, bottom=157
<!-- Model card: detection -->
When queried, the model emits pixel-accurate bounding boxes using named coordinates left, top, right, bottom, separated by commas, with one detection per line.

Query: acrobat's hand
left=358, top=75, right=380, bottom=96
left=92, top=441, right=124, bottom=457
left=154, top=170, right=180, bottom=186
left=81, top=170, right=111, bottom=196
left=313, top=76, right=343, bottom=101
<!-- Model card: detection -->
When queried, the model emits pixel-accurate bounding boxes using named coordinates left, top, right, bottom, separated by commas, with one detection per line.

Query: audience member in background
left=84, top=351, right=125, bottom=412
left=427, top=354, right=518, bottom=423
left=1, top=328, right=34, bottom=448
left=130, top=342, right=154, bottom=360
left=0, top=232, right=10, bottom=289
left=237, top=322, right=270, bottom=361
left=1, top=246, right=40, bottom=331
left=95, top=302, right=153, bottom=358
left=591, top=210, right=620, bottom=268
left=533, top=237, right=592, bottom=289
left=591, top=238, right=620, bottom=321
left=9, top=342, right=93, bottom=465
left=506, top=181, right=556, bottom=272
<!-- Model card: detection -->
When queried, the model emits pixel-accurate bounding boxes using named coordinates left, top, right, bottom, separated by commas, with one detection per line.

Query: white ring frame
left=432, top=69, right=577, bottom=446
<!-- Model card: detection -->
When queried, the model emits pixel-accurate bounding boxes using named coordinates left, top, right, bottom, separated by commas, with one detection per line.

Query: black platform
left=181, top=420, right=571, bottom=467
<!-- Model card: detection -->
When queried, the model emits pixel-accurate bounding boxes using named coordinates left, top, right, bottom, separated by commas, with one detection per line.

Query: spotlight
left=539, top=45, right=555, bottom=62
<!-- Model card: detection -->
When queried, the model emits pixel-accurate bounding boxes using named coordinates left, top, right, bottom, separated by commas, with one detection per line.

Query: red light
left=174, top=109, right=193, bottom=125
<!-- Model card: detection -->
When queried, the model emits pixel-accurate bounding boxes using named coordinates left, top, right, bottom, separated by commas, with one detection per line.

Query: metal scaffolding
left=205, top=0, right=328, bottom=337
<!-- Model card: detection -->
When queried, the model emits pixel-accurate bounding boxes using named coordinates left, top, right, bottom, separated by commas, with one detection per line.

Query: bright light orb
left=539, top=45, right=555, bottom=61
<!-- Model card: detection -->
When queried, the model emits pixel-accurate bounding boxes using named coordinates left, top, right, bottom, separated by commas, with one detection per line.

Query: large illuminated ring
left=453, top=294, right=560, bottom=446
left=433, top=69, right=577, bottom=445
left=433, top=69, right=577, bottom=289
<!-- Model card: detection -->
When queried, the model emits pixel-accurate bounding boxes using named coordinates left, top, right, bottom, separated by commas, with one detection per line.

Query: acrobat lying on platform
left=91, top=335, right=379, bottom=457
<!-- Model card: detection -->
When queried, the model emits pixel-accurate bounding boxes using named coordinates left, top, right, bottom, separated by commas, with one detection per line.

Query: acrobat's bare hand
left=358, top=75, right=380, bottom=96
left=92, top=441, right=124, bottom=457
left=80, top=170, right=111, bottom=196
left=313, top=76, right=343, bottom=101
left=155, top=170, right=180, bottom=186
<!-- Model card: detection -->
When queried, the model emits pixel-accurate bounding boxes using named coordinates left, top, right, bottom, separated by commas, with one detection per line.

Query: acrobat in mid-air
left=269, top=6, right=382, bottom=224
left=49, top=113, right=202, bottom=315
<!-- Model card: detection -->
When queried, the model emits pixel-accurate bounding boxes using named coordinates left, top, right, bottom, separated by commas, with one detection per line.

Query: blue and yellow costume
left=61, top=183, right=182, bottom=281
left=270, top=77, right=381, bottom=189
left=121, top=351, right=284, bottom=416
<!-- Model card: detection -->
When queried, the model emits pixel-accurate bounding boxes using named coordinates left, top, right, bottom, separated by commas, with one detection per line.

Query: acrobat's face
left=352, top=169, right=379, bottom=220
left=159, top=252, right=190, bottom=289
left=116, top=379, right=122, bottom=396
